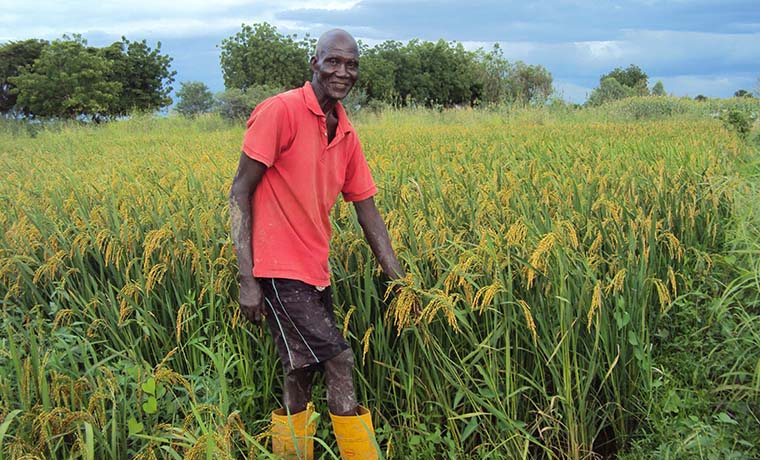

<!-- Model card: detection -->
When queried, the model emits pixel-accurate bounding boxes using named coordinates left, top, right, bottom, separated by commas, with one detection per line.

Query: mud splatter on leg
left=324, top=348, right=358, bottom=415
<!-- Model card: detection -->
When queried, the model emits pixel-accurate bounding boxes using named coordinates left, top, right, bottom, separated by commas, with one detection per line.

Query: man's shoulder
left=249, top=87, right=304, bottom=122
left=272, top=86, right=306, bottom=108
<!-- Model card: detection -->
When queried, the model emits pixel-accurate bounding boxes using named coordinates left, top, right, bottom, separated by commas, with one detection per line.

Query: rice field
left=0, top=107, right=758, bottom=459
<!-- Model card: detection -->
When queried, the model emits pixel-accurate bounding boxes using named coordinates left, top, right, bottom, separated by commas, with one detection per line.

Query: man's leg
left=326, top=349, right=378, bottom=459
left=273, top=367, right=318, bottom=459
left=324, top=348, right=359, bottom=416
left=283, top=366, right=316, bottom=413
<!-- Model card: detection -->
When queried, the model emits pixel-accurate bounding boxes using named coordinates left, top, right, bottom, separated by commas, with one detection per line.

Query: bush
left=214, top=85, right=282, bottom=121
left=174, top=81, right=214, bottom=117
left=721, top=109, right=754, bottom=139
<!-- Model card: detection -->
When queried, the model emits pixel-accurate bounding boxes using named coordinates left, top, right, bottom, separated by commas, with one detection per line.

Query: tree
left=219, top=23, right=313, bottom=91
left=10, top=35, right=120, bottom=120
left=586, top=64, right=650, bottom=105
left=475, top=43, right=512, bottom=104
left=471, top=45, right=553, bottom=105
left=651, top=80, right=666, bottom=96
left=214, top=85, right=282, bottom=121
left=601, top=64, right=648, bottom=92
left=174, top=81, right=214, bottom=117
left=0, top=39, right=47, bottom=116
left=100, top=37, right=175, bottom=115
left=734, top=89, right=753, bottom=98
left=694, top=94, right=708, bottom=102
left=586, top=77, right=634, bottom=106
left=505, top=61, right=553, bottom=104
left=354, top=43, right=398, bottom=102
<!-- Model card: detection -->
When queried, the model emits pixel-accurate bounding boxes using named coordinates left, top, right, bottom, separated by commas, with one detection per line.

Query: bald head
left=310, top=29, right=359, bottom=107
left=315, top=29, right=358, bottom=59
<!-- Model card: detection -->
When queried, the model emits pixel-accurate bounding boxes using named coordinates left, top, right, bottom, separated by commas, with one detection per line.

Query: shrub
left=214, top=85, right=282, bottom=121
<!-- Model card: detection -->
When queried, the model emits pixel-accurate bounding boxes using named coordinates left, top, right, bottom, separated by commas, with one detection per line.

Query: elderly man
left=229, top=29, right=404, bottom=459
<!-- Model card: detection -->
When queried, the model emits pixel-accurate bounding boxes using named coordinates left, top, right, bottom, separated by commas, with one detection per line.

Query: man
left=229, top=29, right=404, bottom=460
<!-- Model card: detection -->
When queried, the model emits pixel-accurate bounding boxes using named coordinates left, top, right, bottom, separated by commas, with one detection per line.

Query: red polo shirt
left=241, top=82, right=377, bottom=286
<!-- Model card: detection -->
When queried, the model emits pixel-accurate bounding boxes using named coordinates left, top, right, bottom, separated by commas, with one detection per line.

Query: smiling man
left=229, top=29, right=404, bottom=460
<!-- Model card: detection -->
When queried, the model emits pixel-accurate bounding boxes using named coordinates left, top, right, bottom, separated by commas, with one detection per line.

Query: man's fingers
left=240, top=300, right=265, bottom=324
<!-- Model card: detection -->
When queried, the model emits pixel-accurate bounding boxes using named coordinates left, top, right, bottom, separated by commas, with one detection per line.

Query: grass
left=0, top=104, right=758, bottom=459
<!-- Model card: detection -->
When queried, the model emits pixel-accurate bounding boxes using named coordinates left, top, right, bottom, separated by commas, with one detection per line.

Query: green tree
left=100, top=37, right=175, bottom=115
left=214, top=85, right=282, bottom=121
left=475, top=43, right=512, bottom=104
left=354, top=41, right=400, bottom=102
left=505, top=61, right=553, bottom=104
left=472, top=45, right=552, bottom=105
left=651, top=80, right=666, bottom=96
left=586, top=77, right=634, bottom=106
left=10, top=35, right=120, bottom=120
left=587, top=64, right=650, bottom=105
left=0, top=39, right=47, bottom=116
left=219, top=23, right=313, bottom=91
left=174, top=81, right=214, bottom=117
left=602, top=64, right=648, bottom=91
left=694, top=94, right=708, bottom=102
left=406, top=39, right=479, bottom=106
left=734, top=89, right=753, bottom=98
left=356, top=39, right=481, bottom=107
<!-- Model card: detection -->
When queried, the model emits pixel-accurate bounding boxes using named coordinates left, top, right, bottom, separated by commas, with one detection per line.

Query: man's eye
left=328, top=58, right=338, bottom=65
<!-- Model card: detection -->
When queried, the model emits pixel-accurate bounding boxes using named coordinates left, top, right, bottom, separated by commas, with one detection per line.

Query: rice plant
left=0, top=109, right=754, bottom=459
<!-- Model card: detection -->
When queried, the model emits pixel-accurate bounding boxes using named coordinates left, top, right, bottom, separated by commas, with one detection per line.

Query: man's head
left=310, top=29, right=359, bottom=103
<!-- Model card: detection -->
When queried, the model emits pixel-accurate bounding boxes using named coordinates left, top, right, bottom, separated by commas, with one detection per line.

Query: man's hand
left=239, top=277, right=265, bottom=324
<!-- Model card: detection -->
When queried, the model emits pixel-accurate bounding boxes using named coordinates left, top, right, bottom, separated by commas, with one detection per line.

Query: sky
left=1, top=0, right=758, bottom=103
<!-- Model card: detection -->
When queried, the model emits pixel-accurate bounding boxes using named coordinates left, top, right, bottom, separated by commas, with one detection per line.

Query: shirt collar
left=302, top=81, right=352, bottom=134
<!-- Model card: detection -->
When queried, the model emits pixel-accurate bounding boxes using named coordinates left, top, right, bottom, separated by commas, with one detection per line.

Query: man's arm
left=229, top=151, right=268, bottom=323
left=353, top=197, right=405, bottom=280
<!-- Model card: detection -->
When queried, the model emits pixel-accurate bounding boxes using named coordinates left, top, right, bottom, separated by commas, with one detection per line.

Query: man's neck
left=311, top=81, right=338, bottom=116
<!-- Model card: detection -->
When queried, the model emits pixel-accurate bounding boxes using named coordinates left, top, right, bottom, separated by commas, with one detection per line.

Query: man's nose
left=335, top=63, right=349, bottom=77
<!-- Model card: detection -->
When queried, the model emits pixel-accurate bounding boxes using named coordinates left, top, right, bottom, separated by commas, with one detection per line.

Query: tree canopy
left=100, top=37, right=176, bottom=115
left=734, top=89, right=753, bottom=98
left=219, top=23, right=314, bottom=91
left=651, top=80, right=666, bottom=96
left=217, top=24, right=553, bottom=108
left=174, top=81, right=214, bottom=117
left=586, top=64, right=651, bottom=106
left=0, top=39, right=47, bottom=116
left=2, top=35, right=175, bottom=120
left=10, top=36, right=121, bottom=120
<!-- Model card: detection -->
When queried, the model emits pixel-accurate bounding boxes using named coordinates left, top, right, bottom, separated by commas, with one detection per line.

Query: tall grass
left=0, top=110, right=754, bottom=459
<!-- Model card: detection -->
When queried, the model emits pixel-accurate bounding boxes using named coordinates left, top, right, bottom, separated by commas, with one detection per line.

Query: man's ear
left=309, top=55, right=318, bottom=71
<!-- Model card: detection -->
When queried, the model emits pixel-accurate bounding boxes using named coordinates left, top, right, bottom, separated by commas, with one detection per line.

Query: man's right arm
left=229, top=151, right=268, bottom=323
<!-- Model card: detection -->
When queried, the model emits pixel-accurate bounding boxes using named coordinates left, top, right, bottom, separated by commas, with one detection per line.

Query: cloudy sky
left=2, top=0, right=758, bottom=102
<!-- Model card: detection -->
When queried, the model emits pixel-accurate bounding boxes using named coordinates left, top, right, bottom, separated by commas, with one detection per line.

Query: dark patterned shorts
left=260, top=278, right=350, bottom=373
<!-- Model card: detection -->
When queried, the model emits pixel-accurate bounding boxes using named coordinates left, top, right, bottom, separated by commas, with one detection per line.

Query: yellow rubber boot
left=271, top=405, right=317, bottom=460
left=330, top=406, right=379, bottom=460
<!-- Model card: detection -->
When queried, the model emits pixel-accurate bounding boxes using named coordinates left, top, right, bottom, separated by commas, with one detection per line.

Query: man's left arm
left=353, top=197, right=405, bottom=280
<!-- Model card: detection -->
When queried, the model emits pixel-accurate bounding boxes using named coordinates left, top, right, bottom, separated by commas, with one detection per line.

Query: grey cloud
left=277, top=0, right=760, bottom=43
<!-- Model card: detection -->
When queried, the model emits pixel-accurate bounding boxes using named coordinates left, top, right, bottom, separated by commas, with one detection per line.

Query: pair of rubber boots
left=271, top=404, right=379, bottom=459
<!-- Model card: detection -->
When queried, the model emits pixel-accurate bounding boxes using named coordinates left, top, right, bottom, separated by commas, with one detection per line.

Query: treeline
left=0, top=35, right=175, bottom=121
left=217, top=23, right=553, bottom=110
left=6, top=23, right=752, bottom=121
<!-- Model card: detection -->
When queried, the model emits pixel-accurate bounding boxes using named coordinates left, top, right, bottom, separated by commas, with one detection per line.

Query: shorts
left=260, top=278, right=350, bottom=372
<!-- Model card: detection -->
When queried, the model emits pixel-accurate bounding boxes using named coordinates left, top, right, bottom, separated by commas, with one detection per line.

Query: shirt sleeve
left=241, top=97, right=292, bottom=167
left=342, top=135, right=378, bottom=202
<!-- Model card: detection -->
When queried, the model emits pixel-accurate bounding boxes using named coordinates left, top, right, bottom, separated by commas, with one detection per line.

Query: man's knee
left=328, top=348, right=354, bottom=371
left=325, top=349, right=358, bottom=415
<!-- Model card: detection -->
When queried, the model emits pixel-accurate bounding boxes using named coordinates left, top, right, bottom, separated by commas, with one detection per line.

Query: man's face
left=311, top=36, right=359, bottom=102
